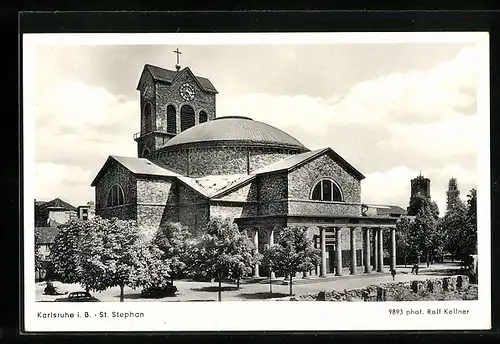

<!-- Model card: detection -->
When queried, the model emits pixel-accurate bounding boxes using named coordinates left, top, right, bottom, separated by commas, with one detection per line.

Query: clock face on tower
left=180, top=83, right=195, bottom=101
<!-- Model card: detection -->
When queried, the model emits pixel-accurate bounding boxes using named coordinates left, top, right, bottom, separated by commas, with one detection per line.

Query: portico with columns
left=235, top=214, right=398, bottom=278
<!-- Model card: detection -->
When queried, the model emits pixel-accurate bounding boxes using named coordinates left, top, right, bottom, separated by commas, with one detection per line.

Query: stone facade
left=288, top=153, right=362, bottom=204
left=151, top=146, right=300, bottom=178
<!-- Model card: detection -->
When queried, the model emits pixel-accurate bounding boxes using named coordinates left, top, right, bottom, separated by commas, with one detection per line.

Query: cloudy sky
left=28, top=34, right=487, bottom=215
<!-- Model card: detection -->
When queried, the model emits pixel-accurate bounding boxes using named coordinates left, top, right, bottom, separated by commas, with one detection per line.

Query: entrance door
left=326, top=245, right=336, bottom=274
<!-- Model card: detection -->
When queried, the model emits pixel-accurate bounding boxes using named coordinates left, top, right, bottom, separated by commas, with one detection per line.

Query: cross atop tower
left=173, top=48, right=182, bottom=71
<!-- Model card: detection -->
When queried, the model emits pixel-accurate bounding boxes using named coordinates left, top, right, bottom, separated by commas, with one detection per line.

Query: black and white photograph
left=23, top=32, right=490, bottom=331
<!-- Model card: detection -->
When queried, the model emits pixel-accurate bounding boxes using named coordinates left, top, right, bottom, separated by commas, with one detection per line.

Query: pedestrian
left=390, top=268, right=396, bottom=281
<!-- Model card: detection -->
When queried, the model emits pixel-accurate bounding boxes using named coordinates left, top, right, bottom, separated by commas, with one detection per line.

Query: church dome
left=161, top=116, right=308, bottom=151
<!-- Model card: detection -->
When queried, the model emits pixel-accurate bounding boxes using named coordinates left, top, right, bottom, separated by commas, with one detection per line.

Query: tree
left=408, top=195, right=439, bottom=218
left=193, top=217, right=260, bottom=301
left=262, top=244, right=281, bottom=293
left=394, top=217, right=414, bottom=267
left=34, top=230, right=44, bottom=280
left=463, top=188, right=478, bottom=256
left=407, top=198, right=441, bottom=267
left=271, top=226, right=320, bottom=296
left=51, top=216, right=171, bottom=302
left=446, top=178, right=461, bottom=212
left=153, top=222, right=192, bottom=284
left=440, top=200, right=467, bottom=261
left=51, top=219, right=87, bottom=284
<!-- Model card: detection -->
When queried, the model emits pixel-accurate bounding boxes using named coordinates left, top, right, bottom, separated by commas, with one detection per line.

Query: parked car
left=141, top=283, right=178, bottom=298
left=55, top=291, right=100, bottom=302
left=44, top=282, right=68, bottom=296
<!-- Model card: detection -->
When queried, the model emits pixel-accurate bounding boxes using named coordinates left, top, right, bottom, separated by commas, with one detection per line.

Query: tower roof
left=138, top=64, right=218, bottom=94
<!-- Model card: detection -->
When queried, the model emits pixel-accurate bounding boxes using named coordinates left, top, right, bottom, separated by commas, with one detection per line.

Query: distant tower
left=410, top=172, right=431, bottom=200
left=407, top=172, right=431, bottom=216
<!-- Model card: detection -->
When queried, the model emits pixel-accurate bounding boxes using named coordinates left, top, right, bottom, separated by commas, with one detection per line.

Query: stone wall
left=153, top=146, right=301, bottom=178
left=288, top=200, right=362, bottom=217
left=95, top=160, right=138, bottom=220
left=288, top=153, right=362, bottom=203
left=258, top=172, right=288, bottom=215
left=209, top=203, right=258, bottom=220
left=274, top=275, right=473, bottom=302
left=249, top=149, right=297, bottom=172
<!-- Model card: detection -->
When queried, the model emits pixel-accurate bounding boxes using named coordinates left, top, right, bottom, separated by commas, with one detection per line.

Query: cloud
left=35, top=80, right=138, bottom=205
left=33, top=44, right=482, bottom=210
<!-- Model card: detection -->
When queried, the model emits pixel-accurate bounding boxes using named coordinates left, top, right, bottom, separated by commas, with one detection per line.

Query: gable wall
left=94, top=160, right=138, bottom=221
left=287, top=153, right=362, bottom=216
left=258, top=172, right=288, bottom=215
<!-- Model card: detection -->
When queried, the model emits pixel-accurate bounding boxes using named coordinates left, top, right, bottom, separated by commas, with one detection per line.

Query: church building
left=91, top=56, right=398, bottom=277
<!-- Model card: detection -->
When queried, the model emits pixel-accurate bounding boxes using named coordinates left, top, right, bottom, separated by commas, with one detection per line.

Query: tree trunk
left=171, top=275, right=174, bottom=285
left=269, top=268, right=273, bottom=294
left=404, top=254, right=407, bottom=267
left=289, top=273, right=293, bottom=296
left=218, top=279, right=222, bottom=302
left=426, top=251, right=430, bottom=268
left=237, top=277, right=240, bottom=289
left=119, top=285, right=124, bottom=302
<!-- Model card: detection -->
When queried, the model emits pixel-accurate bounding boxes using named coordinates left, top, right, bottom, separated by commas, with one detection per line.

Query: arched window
left=167, top=105, right=177, bottom=133
left=311, top=179, right=343, bottom=202
left=106, top=185, right=125, bottom=207
left=180, top=105, right=195, bottom=132
left=199, top=110, right=208, bottom=123
left=144, top=103, right=153, bottom=133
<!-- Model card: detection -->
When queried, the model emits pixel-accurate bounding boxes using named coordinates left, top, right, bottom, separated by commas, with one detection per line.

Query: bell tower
left=134, top=49, right=218, bottom=158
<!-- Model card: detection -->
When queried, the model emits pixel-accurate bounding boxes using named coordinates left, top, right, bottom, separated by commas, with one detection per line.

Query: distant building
left=34, top=198, right=93, bottom=280
left=77, top=201, right=95, bottom=221
left=362, top=204, right=407, bottom=218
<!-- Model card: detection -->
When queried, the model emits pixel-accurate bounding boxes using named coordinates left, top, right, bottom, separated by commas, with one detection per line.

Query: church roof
left=36, top=198, right=77, bottom=211
left=91, top=156, right=181, bottom=187
left=364, top=204, right=407, bottom=216
left=140, top=64, right=218, bottom=94
left=160, top=116, right=309, bottom=151
left=211, top=147, right=365, bottom=199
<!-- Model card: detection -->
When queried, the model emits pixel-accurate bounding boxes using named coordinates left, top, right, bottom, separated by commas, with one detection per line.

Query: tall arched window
left=106, top=184, right=125, bottom=207
left=311, top=179, right=343, bottom=202
left=199, top=110, right=208, bottom=123
left=144, top=103, right=153, bottom=133
left=167, top=105, right=177, bottom=133
left=180, top=105, right=195, bottom=131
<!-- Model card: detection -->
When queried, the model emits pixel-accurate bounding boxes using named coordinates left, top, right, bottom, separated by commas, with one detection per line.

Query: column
left=253, top=229, right=260, bottom=277
left=320, top=228, right=327, bottom=277
left=364, top=228, right=371, bottom=273
left=378, top=228, right=384, bottom=273
left=335, top=228, right=343, bottom=276
left=313, top=236, right=319, bottom=276
left=372, top=229, right=379, bottom=271
left=391, top=227, right=396, bottom=270
left=350, top=228, right=357, bottom=275
left=269, top=229, right=276, bottom=279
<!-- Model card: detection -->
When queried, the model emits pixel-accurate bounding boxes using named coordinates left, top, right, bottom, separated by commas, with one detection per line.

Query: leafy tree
left=463, top=188, right=478, bottom=256
left=51, top=219, right=87, bottom=284
left=193, top=217, right=260, bottom=301
left=34, top=230, right=44, bottom=280
left=153, top=222, right=192, bottom=284
left=446, top=178, right=461, bottom=212
left=408, top=198, right=441, bottom=267
left=394, top=217, right=415, bottom=266
left=440, top=200, right=467, bottom=261
left=271, top=226, right=320, bottom=296
left=51, top=216, right=171, bottom=302
left=262, top=244, right=281, bottom=293
left=408, top=195, right=439, bottom=219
